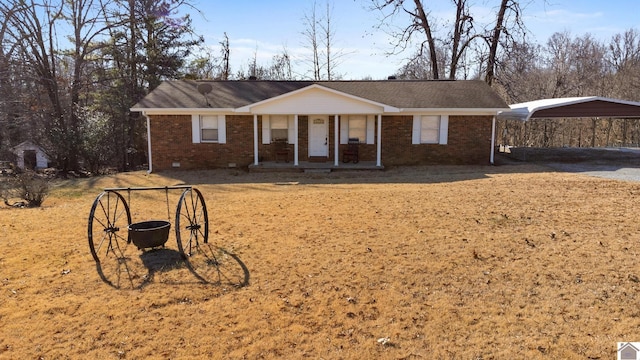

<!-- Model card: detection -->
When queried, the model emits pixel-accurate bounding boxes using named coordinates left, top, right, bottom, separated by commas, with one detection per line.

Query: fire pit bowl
left=128, top=220, right=171, bottom=249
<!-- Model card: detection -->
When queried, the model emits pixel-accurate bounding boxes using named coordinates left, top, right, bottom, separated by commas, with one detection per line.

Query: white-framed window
left=340, top=115, right=375, bottom=144
left=412, top=115, right=448, bottom=145
left=420, top=115, right=440, bottom=144
left=270, top=115, right=289, bottom=142
left=348, top=115, right=366, bottom=143
left=200, top=115, right=219, bottom=142
left=262, top=115, right=296, bottom=144
left=192, top=114, right=226, bottom=143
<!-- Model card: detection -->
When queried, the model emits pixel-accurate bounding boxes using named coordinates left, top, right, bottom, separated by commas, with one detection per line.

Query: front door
left=308, top=116, right=328, bottom=157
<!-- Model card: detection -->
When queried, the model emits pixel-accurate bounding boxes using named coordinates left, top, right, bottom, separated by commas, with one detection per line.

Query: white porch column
left=490, top=116, right=496, bottom=165
left=253, top=114, right=259, bottom=165
left=294, top=114, right=299, bottom=166
left=376, top=114, right=382, bottom=167
left=334, top=114, right=339, bottom=166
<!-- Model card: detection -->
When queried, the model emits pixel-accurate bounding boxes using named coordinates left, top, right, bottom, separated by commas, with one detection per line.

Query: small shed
left=11, top=140, right=49, bottom=170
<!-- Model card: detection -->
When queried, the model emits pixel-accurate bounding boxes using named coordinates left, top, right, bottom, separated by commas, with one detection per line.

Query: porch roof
left=131, top=79, right=508, bottom=114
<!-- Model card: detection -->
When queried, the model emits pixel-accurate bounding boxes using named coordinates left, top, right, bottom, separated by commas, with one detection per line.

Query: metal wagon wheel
left=175, top=187, right=209, bottom=257
left=176, top=187, right=233, bottom=284
left=88, top=190, right=146, bottom=288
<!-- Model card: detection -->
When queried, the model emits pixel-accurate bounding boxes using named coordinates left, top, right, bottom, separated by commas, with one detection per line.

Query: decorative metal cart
left=87, top=185, right=213, bottom=288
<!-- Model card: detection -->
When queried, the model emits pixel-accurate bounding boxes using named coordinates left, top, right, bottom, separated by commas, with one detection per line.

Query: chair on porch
left=342, top=138, right=360, bottom=163
left=273, top=138, right=290, bottom=163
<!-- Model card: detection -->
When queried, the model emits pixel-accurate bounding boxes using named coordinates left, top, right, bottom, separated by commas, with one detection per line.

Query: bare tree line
left=377, top=1, right=640, bottom=149
left=495, top=30, right=640, bottom=148
left=2, top=0, right=639, bottom=175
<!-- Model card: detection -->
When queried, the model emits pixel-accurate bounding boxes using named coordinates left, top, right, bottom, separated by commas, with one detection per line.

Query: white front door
left=308, top=116, right=328, bottom=157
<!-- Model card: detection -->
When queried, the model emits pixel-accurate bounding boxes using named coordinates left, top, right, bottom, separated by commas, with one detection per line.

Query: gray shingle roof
left=131, top=80, right=507, bottom=110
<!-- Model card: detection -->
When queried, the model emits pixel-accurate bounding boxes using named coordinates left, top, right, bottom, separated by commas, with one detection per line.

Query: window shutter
left=439, top=115, right=448, bottom=145
left=192, top=114, right=200, bottom=143
left=218, top=115, right=227, bottom=144
left=340, top=116, right=348, bottom=144
left=262, top=115, right=270, bottom=144
left=412, top=115, right=421, bottom=144
left=366, top=115, right=375, bottom=144
left=287, top=115, right=296, bottom=144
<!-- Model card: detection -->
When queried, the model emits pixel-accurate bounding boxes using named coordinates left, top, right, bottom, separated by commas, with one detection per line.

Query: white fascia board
left=130, top=108, right=235, bottom=115
left=399, top=108, right=509, bottom=116
left=236, top=84, right=399, bottom=113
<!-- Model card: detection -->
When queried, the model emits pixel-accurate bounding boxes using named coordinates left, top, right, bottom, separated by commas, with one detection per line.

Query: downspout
left=490, top=116, right=496, bottom=165
left=143, top=112, right=153, bottom=173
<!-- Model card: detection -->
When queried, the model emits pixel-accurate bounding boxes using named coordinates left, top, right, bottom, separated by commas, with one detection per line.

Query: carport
left=497, top=96, right=640, bottom=122
left=493, top=96, right=640, bottom=162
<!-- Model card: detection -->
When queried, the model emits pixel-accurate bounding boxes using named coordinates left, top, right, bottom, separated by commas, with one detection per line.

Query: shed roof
left=497, top=96, right=640, bottom=122
left=131, top=80, right=508, bottom=112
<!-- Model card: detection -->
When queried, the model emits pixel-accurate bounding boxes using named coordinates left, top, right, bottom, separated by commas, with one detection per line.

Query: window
left=340, top=115, right=375, bottom=144
left=200, top=115, right=219, bottom=142
left=348, top=115, right=366, bottom=143
left=420, top=115, right=440, bottom=144
left=270, top=115, right=288, bottom=142
left=192, top=114, right=226, bottom=144
left=412, top=115, right=448, bottom=145
left=262, top=115, right=295, bottom=144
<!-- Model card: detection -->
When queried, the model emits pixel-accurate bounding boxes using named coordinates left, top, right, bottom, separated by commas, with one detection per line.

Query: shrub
left=1, top=172, right=50, bottom=207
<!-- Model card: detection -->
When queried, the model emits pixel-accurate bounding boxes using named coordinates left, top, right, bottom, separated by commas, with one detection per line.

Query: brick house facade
left=133, top=80, right=507, bottom=172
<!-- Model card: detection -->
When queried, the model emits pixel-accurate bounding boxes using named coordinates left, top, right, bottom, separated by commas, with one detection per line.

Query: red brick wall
left=380, top=115, right=493, bottom=165
left=149, top=114, right=493, bottom=170
left=149, top=114, right=254, bottom=170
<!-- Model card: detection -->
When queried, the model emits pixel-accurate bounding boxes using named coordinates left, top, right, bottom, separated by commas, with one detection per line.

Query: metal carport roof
left=496, top=97, right=640, bottom=122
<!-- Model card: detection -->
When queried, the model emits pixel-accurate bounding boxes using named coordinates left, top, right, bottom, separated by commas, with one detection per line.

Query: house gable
left=237, top=85, right=397, bottom=114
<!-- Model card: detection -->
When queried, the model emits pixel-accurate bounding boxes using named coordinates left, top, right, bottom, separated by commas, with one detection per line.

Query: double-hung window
left=340, top=115, right=375, bottom=144
left=412, top=115, right=448, bottom=145
left=262, top=115, right=295, bottom=144
left=200, top=115, right=219, bottom=142
left=270, top=115, right=289, bottom=142
left=347, top=115, right=367, bottom=143
left=192, top=114, right=226, bottom=143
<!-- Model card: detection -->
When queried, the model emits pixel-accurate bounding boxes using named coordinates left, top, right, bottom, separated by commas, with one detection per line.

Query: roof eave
left=130, top=108, right=236, bottom=115
left=402, top=108, right=509, bottom=115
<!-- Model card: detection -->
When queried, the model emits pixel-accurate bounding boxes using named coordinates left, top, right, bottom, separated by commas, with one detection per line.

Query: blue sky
left=187, top=0, right=640, bottom=80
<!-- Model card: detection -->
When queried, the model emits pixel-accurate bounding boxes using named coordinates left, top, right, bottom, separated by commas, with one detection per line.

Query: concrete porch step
left=304, top=168, right=331, bottom=173
left=308, top=156, right=328, bottom=163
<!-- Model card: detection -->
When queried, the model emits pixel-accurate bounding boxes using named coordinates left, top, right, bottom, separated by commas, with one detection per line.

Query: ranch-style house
left=131, top=79, right=509, bottom=172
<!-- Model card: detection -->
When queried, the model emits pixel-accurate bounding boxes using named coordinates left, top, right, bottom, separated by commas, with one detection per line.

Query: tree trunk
left=413, top=0, right=439, bottom=79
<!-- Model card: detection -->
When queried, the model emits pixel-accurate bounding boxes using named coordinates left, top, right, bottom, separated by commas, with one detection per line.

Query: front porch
left=248, top=160, right=383, bottom=173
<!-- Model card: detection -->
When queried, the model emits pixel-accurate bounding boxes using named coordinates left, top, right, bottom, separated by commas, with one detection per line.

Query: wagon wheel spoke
left=176, top=188, right=209, bottom=257
left=88, top=191, right=147, bottom=289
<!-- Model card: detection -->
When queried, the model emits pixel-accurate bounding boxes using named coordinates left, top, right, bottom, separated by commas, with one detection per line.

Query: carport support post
left=490, top=116, right=496, bottom=165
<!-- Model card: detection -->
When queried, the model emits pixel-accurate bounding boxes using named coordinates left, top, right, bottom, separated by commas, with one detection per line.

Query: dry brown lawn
left=1, top=163, right=639, bottom=359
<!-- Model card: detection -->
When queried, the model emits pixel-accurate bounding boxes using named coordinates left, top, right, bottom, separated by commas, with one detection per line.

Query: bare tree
left=372, top=0, right=526, bottom=82
left=219, top=32, right=230, bottom=80
left=301, top=1, right=321, bottom=80
left=301, top=0, right=346, bottom=80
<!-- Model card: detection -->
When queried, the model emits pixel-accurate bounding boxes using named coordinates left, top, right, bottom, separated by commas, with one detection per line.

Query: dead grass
left=1, top=164, right=639, bottom=359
